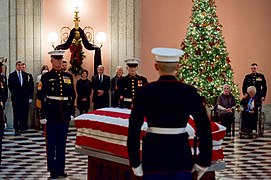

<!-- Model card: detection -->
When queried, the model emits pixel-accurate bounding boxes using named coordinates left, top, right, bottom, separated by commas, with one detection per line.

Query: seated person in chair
left=240, top=86, right=261, bottom=135
left=216, top=84, right=236, bottom=136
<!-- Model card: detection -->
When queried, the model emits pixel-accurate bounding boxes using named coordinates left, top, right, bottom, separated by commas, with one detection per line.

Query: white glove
left=70, top=115, right=75, bottom=121
left=29, top=99, right=33, bottom=103
left=40, top=119, right=47, bottom=124
left=192, top=164, right=208, bottom=180
left=132, top=164, right=143, bottom=177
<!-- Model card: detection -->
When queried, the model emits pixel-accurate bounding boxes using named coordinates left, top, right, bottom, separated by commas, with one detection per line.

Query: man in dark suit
left=21, top=62, right=34, bottom=128
left=118, top=58, right=148, bottom=109
left=8, top=61, right=30, bottom=135
left=37, top=50, right=76, bottom=179
left=91, top=65, right=110, bottom=110
left=242, top=63, right=267, bottom=102
left=21, top=63, right=34, bottom=101
left=127, top=48, right=212, bottom=179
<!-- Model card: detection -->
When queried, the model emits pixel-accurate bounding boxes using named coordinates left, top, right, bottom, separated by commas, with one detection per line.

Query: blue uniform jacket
left=127, top=75, right=212, bottom=172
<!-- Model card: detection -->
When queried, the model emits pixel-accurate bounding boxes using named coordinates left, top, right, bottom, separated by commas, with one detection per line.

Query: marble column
left=0, top=0, right=43, bottom=129
left=109, top=0, right=141, bottom=76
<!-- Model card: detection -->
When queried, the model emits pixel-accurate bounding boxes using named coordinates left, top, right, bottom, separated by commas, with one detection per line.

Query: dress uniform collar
left=51, top=68, right=62, bottom=74
left=129, top=74, right=138, bottom=79
left=158, top=75, right=177, bottom=81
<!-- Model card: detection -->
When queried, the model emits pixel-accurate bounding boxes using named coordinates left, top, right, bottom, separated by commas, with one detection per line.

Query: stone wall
left=0, top=0, right=43, bottom=129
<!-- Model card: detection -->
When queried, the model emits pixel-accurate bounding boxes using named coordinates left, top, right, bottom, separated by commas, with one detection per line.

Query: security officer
left=0, top=61, right=8, bottom=166
left=242, top=63, right=267, bottom=102
left=118, top=58, right=148, bottom=109
left=127, top=48, right=212, bottom=180
left=37, top=50, right=76, bottom=179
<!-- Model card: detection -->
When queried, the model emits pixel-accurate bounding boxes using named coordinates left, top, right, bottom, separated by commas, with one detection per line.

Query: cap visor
left=127, top=64, right=138, bottom=68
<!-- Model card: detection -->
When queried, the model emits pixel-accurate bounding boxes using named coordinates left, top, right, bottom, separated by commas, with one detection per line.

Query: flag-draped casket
left=74, top=108, right=226, bottom=164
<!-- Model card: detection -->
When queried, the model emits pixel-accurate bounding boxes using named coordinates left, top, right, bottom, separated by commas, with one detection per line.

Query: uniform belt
left=123, top=98, right=133, bottom=102
left=47, top=96, right=69, bottom=101
left=147, top=127, right=186, bottom=134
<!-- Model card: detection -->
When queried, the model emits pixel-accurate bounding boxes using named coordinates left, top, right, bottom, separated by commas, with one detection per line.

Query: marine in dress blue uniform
left=37, top=50, right=76, bottom=179
left=242, top=63, right=267, bottom=101
left=127, top=48, right=212, bottom=180
left=118, top=58, right=148, bottom=109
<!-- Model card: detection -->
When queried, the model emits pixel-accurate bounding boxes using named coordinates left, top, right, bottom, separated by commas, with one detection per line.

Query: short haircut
left=98, top=65, right=104, bottom=69
left=62, top=60, right=67, bottom=63
left=156, top=62, right=178, bottom=73
left=16, top=60, right=22, bottom=66
left=223, top=84, right=232, bottom=91
left=81, top=69, right=89, bottom=77
left=21, top=62, right=26, bottom=66
left=247, top=86, right=256, bottom=94
left=251, top=63, right=258, bottom=66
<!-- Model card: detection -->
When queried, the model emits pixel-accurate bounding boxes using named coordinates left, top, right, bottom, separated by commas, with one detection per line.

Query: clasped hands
left=97, top=90, right=104, bottom=96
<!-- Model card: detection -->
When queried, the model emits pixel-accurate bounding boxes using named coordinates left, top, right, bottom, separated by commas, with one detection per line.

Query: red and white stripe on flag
left=74, top=108, right=226, bottom=161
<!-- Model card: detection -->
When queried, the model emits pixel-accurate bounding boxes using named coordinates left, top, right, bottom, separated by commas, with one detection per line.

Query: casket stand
left=74, top=108, right=226, bottom=180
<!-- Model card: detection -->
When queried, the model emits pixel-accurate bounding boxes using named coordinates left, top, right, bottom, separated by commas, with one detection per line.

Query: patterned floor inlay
left=1, top=123, right=271, bottom=179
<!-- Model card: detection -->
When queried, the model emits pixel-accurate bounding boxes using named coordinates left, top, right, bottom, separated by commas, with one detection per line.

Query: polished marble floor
left=0, top=122, right=271, bottom=179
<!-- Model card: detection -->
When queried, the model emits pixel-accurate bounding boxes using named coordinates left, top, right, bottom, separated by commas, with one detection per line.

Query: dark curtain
left=55, top=27, right=102, bottom=75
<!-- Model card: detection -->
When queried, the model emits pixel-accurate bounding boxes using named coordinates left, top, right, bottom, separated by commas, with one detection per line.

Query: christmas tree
left=177, top=0, right=239, bottom=105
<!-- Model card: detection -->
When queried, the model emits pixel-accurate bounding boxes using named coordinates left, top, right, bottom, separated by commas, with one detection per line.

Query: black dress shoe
left=50, top=172, right=58, bottom=179
left=14, top=132, right=21, bottom=136
left=58, top=172, right=68, bottom=177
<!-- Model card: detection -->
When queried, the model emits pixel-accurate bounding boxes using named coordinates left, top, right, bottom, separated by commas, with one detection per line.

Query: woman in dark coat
left=76, top=70, right=93, bottom=114
left=110, top=66, right=123, bottom=107
left=216, top=84, right=236, bottom=136
left=240, top=86, right=261, bottom=135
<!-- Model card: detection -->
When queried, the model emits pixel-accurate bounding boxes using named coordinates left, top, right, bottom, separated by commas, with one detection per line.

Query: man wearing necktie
left=8, top=61, right=30, bottom=135
left=91, top=65, right=110, bottom=110
left=18, top=71, right=22, bottom=86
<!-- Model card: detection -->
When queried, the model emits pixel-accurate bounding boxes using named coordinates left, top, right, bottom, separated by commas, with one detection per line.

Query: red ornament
left=226, top=57, right=231, bottom=63
left=209, top=41, right=215, bottom=47
left=207, top=76, right=213, bottom=82
left=195, top=49, right=201, bottom=55
left=180, top=42, right=186, bottom=50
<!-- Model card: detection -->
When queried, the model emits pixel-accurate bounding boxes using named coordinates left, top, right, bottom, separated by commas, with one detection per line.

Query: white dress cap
left=48, top=50, right=65, bottom=56
left=124, top=58, right=141, bottom=65
left=151, top=47, right=184, bottom=62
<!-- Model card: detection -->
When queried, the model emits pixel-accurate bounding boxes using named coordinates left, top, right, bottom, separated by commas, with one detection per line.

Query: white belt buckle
left=47, top=96, right=68, bottom=101
left=147, top=127, right=186, bottom=134
left=123, top=98, right=133, bottom=102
